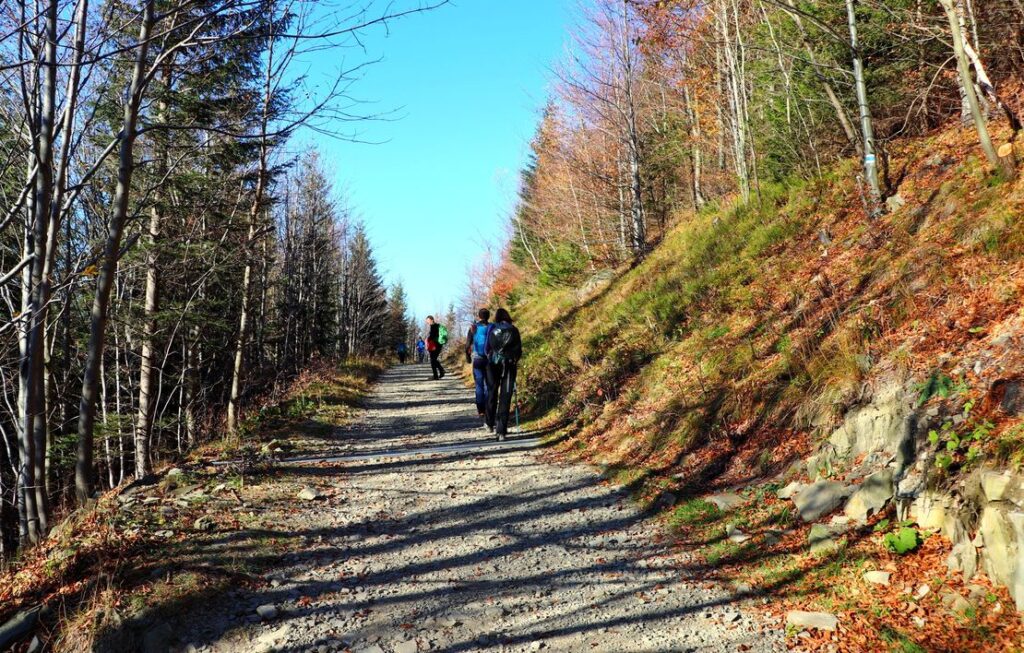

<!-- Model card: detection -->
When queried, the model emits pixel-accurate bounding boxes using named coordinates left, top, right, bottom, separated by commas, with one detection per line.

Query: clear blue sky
left=297, top=0, right=572, bottom=321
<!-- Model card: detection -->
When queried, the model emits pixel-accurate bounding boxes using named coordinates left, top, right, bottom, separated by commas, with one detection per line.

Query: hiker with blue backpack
left=485, top=308, right=522, bottom=440
left=425, top=315, right=448, bottom=380
left=465, top=308, right=492, bottom=418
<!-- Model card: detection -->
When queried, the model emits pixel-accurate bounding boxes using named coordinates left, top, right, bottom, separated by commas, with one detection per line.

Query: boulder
left=708, top=493, right=744, bottom=511
left=297, top=486, right=322, bottom=501
left=844, top=469, right=894, bottom=523
left=793, top=481, right=852, bottom=522
left=808, top=524, right=837, bottom=555
left=786, top=610, right=838, bottom=632
left=777, top=481, right=804, bottom=500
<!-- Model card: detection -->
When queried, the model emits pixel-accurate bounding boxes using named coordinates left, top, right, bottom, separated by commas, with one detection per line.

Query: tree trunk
left=845, top=0, right=883, bottom=216
left=940, top=0, right=1006, bottom=174
left=76, top=1, right=155, bottom=502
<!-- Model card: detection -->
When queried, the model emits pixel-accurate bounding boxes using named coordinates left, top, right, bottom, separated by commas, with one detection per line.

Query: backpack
left=489, top=322, right=522, bottom=365
left=437, top=324, right=448, bottom=346
left=472, top=322, right=490, bottom=357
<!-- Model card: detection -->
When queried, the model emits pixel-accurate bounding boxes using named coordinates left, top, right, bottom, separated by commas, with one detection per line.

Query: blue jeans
left=472, top=357, right=488, bottom=414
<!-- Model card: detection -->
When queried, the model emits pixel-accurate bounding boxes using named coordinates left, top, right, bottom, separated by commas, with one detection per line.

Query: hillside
left=509, top=125, right=1024, bottom=650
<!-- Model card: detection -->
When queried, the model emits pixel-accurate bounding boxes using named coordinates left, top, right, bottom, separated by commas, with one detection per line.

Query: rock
left=657, top=491, right=677, bottom=508
left=981, top=471, right=1014, bottom=502
left=393, top=640, right=418, bottom=653
left=844, top=469, right=894, bottom=523
left=529, top=642, right=545, bottom=651
left=256, top=604, right=279, bottom=620
left=996, top=380, right=1024, bottom=416
left=777, top=481, right=804, bottom=501
left=885, top=194, right=907, bottom=213
left=297, top=487, right=322, bottom=501
left=808, top=524, right=837, bottom=555
left=786, top=610, right=838, bottom=632
left=142, top=622, right=175, bottom=653
left=354, top=646, right=385, bottom=653
left=826, top=382, right=912, bottom=467
left=159, top=506, right=176, bottom=518
left=167, top=468, right=184, bottom=477
left=25, top=636, right=41, bottom=653
left=915, top=584, right=930, bottom=599
left=708, top=492, right=744, bottom=511
left=726, top=523, right=751, bottom=544
left=948, top=595, right=972, bottom=615
left=793, top=481, right=852, bottom=522
left=193, top=516, right=216, bottom=531
left=863, top=571, right=891, bottom=586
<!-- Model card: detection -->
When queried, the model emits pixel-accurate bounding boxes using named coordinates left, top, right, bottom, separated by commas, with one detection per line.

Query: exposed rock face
left=825, top=381, right=914, bottom=470
left=844, top=468, right=895, bottom=523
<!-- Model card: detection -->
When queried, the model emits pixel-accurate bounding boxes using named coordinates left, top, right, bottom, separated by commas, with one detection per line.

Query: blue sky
left=297, top=0, right=572, bottom=321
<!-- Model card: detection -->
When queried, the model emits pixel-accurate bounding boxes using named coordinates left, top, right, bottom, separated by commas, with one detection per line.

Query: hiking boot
left=496, top=432, right=506, bottom=442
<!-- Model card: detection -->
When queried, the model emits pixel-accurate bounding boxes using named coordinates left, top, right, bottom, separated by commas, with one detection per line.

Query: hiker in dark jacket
left=425, top=316, right=446, bottom=380
left=465, top=308, right=491, bottom=418
left=485, top=308, right=522, bottom=440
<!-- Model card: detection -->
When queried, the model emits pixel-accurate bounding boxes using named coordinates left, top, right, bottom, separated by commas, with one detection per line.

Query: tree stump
left=997, top=142, right=1017, bottom=179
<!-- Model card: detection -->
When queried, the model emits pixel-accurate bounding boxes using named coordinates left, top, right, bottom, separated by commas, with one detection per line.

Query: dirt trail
left=176, top=365, right=785, bottom=653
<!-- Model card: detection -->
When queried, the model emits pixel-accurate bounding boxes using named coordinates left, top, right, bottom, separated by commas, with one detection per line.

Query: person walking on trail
left=425, top=316, right=448, bottom=380
left=397, top=342, right=408, bottom=365
left=485, top=308, right=522, bottom=440
left=415, top=337, right=426, bottom=364
left=465, top=308, right=492, bottom=418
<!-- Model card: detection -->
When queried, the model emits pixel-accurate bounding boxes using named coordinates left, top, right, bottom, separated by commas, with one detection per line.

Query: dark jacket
left=427, top=323, right=441, bottom=352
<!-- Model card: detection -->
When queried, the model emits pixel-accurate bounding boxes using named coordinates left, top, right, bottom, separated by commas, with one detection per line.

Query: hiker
left=465, top=308, right=492, bottom=418
left=485, top=308, right=522, bottom=440
left=397, top=342, right=408, bottom=364
left=415, top=337, right=426, bottom=364
left=425, top=316, right=447, bottom=380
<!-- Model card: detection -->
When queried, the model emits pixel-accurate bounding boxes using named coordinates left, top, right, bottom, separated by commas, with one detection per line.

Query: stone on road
left=177, top=365, right=784, bottom=652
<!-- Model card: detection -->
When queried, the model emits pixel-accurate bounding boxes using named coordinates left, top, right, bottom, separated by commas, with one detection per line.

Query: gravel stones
left=172, top=366, right=784, bottom=652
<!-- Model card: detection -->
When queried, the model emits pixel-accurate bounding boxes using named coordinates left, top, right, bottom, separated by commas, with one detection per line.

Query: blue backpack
left=472, top=322, right=491, bottom=357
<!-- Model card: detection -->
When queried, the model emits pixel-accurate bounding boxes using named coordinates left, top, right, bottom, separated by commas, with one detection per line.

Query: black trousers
left=429, top=348, right=445, bottom=379
left=485, top=360, right=518, bottom=435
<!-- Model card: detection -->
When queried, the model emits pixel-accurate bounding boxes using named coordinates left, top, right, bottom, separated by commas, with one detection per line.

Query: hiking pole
left=513, top=382, right=520, bottom=433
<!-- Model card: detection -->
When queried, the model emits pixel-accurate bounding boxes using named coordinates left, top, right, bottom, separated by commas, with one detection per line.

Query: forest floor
left=119, top=364, right=785, bottom=653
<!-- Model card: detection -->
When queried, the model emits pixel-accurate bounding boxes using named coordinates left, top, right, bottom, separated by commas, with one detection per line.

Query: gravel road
left=175, top=365, right=785, bottom=653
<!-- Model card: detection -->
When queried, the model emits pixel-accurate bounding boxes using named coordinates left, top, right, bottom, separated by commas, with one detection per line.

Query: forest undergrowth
left=514, top=125, right=1024, bottom=651
left=0, top=359, right=382, bottom=652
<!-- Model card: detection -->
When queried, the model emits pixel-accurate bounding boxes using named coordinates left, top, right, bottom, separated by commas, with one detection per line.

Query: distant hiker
left=397, top=342, right=408, bottom=364
left=425, top=316, right=448, bottom=380
left=465, top=308, right=492, bottom=418
left=485, top=308, right=522, bottom=440
left=415, top=337, right=426, bottom=364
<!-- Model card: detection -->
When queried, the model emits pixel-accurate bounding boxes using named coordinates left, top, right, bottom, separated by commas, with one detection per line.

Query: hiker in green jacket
left=425, top=315, right=447, bottom=380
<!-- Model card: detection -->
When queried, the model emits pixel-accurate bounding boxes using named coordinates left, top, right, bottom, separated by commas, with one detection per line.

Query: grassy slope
left=0, top=359, right=382, bottom=652
left=515, top=126, right=1024, bottom=650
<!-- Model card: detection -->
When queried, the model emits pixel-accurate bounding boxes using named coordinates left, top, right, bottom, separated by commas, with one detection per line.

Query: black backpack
left=489, top=322, right=522, bottom=365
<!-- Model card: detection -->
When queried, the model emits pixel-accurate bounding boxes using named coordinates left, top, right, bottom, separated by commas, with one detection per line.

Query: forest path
left=175, top=364, right=785, bottom=653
